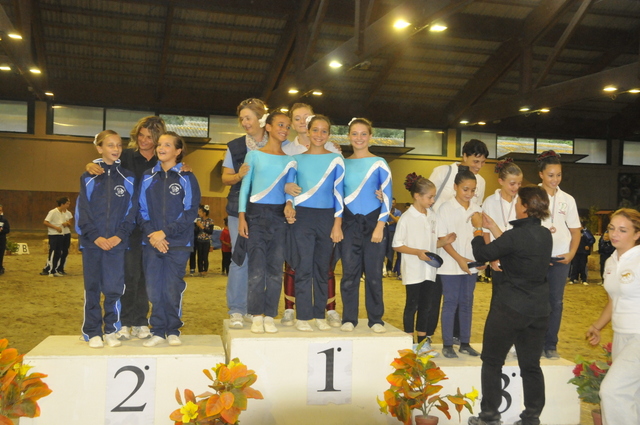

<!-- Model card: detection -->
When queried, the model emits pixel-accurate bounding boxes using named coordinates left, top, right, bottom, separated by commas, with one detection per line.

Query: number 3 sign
left=106, top=358, right=157, bottom=424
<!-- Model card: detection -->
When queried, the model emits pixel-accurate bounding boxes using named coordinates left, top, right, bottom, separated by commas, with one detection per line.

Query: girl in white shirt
left=587, top=208, right=640, bottom=425
left=393, top=173, right=454, bottom=353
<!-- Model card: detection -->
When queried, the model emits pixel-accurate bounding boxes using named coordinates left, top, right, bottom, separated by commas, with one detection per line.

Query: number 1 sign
left=106, top=358, right=157, bottom=424
left=307, top=340, right=353, bottom=405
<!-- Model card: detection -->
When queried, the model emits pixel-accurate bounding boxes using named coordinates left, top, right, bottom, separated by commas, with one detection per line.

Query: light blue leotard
left=293, top=153, right=345, bottom=217
left=238, top=150, right=297, bottom=213
left=343, top=156, right=392, bottom=221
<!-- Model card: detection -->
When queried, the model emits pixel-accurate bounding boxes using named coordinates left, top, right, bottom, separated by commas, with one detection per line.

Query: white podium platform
left=21, top=335, right=225, bottom=425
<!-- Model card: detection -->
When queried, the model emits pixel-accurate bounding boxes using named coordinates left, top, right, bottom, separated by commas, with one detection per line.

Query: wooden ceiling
left=0, top=0, right=639, bottom=139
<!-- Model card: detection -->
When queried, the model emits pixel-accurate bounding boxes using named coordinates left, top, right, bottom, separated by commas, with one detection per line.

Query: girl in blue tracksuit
left=76, top=130, right=137, bottom=349
left=340, top=118, right=392, bottom=333
left=138, top=132, right=201, bottom=347
left=238, top=110, right=297, bottom=334
left=290, top=114, right=345, bottom=332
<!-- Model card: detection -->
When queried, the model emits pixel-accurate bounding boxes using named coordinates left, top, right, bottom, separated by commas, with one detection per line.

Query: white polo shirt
left=392, top=205, right=438, bottom=285
left=429, top=162, right=485, bottom=212
left=603, top=245, right=640, bottom=335
left=45, top=208, right=73, bottom=236
left=482, top=189, right=518, bottom=241
left=539, top=185, right=580, bottom=257
left=436, top=197, right=482, bottom=275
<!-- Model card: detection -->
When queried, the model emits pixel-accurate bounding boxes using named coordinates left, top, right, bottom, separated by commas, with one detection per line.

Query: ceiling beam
left=302, top=0, right=328, bottom=68
left=267, top=0, right=473, bottom=108
left=155, top=2, right=174, bottom=103
left=364, top=46, right=404, bottom=107
left=445, top=0, right=580, bottom=125
left=459, top=61, right=640, bottom=125
left=534, top=0, right=594, bottom=89
left=586, top=28, right=640, bottom=75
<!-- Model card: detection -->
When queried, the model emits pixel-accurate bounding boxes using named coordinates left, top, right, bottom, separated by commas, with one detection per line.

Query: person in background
left=568, top=218, right=595, bottom=285
left=598, top=229, right=614, bottom=284
left=0, top=204, right=9, bottom=275
left=193, top=205, right=214, bottom=277
left=586, top=208, right=640, bottom=425
left=385, top=198, right=401, bottom=277
left=40, top=197, right=72, bottom=277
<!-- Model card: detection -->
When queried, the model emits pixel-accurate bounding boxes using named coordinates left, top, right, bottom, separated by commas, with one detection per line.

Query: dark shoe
left=544, top=349, right=560, bottom=359
left=459, top=344, right=480, bottom=356
left=0, top=268, right=4, bottom=275
left=39, top=272, right=49, bottom=276
left=442, top=346, right=458, bottom=358
left=468, top=416, right=500, bottom=425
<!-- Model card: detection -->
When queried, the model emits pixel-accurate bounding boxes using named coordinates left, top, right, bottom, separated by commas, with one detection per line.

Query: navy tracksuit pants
left=340, top=208, right=386, bottom=328
left=143, top=246, right=190, bottom=337
left=81, top=248, right=125, bottom=339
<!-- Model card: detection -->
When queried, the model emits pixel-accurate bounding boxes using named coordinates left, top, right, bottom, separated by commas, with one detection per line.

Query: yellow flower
left=180, top=401, right=199, bottom=423
left=465, top=387, right=479, bottom=403
left=13, top=362, right=32, bottom=376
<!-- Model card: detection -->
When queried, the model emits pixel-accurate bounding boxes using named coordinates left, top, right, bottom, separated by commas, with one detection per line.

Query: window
left=106, top=109, right=153, bottom=138
left=0, top=100, right=28, bottom=133
left=575, top=138, right=607, bottom=164
left=52, top=105, right=103, bottom=136
left=497, top=136, right=535, bottom=157
left=622, top=141, right=640, bottom=166
left=460, top=130, right=496, bottom=158
left=160, top=114, right=208, bottom=138
left=536, top=138, right=573, bottom=154
left=405, top=129, right=444, bottom=155
left=209, top=116, right=244, bottom=144
left=330, top=125, right=405, bottom=147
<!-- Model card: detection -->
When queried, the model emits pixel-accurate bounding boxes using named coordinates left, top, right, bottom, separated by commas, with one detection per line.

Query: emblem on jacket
left=620, top=270, right=634, bottom=284
left=169, top=183, right=183, bottom=195
left=114, top=185, right=126, bottom=197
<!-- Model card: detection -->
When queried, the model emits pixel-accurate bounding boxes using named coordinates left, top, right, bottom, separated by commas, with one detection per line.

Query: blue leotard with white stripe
left=343, top=156, right=392, bottom=222
left=293, top=153, right=345, bottom=217
left=238, top=150, right=297, bottom=213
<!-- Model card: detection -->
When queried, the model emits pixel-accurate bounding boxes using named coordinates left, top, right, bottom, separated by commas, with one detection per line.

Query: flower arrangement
left=170, top=358, right=263, bottom=425
left=568, top=342, right=612, bottom=405
left=378, top=344, right=477, bottom=425
left=0, top=338, right=52, bottom=424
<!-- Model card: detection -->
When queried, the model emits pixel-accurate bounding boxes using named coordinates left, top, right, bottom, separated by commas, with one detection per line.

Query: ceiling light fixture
left=603, top=86, right=617, bottom=92
left=540, top=108, right=550, bottom=113
left=329, top=60, right=343, bottom=68
left=459, top=120, right=469, bottom=125
left=281, top=108, right=289, bottom=112
left=393, top=19, right=411, bottom=29
left=312, top=90, right=323, bottom=96
left=628, top=89, right=640, bottom=94
left=519, top=107, right=530, bottom=112
left=29, top=68, right=41, bottom=74
left=8, top=33, right=22, bottom=40
left=0, top=65, right=11, bottom=71
left=45, top=92, right=54, bottom=96
left=288, top=88, right=299, bottom=94
left=477, top=121, right=486, bottom=125
left=429, top=24, right=447, bottom=32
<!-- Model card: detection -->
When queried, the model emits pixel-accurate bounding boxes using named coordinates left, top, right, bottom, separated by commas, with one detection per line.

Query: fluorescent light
left=459, top=120, right=469, bottom=125
left=329, top=60, right=342, bottom=68
left=0, top=66, right=10, bottom=71
left=429, top=24, right=447, bottom=32
left=312, top=90, right=322, bottom=96
left=540, top=108, right=550, bottom=113
left=629, top=89, right=640, bottom=94
left=477, top=121, right=486, bottom=125
left=519, top=107, right=530, bottom=112
left=288, top=88, right=299, bottom=94
left=8, top=33, right=22, bottom=40
left=29, top=68, right=41, bottom=74
left=393, top=19, right=411, bottom=29
left=281, top=108, right=289, bottom=112
left=603, top=86, right=617, bottom=92
left=45, top=92, right=54, bottom=96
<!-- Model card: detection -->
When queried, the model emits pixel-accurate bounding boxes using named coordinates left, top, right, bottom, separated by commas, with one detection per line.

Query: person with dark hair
left=436, top=166, right=483, bottom=358
left=138, top=132, right=201, bottom=347
left=192, top=205, right=214, bottom=277
left=238, top=110, right=297, bottom=334
left=568, top=218, right=595, bottom=285
left=385, top=198, right=402, bottom=276
left=220, top=217, right=232, bottom=275
left=598, top=229, right=614, bottom=283
left=40, top=196, right=72, bottom=277
left=536, top=150, right=581, bottom=359
left=393, top=172, right=455, bottom=354
left=0, top=204, right=9, bottom=275
left=468, top=185, right=552, bottom=425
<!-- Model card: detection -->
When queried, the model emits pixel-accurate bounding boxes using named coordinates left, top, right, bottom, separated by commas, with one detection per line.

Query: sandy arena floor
left=0, top=231, right=611, bottom=424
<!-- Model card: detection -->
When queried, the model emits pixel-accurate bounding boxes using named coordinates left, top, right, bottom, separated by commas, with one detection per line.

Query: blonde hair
left=290, top=103, right=313, bottom=117
left=236, top=98, right=267, bottom=123
left=128, top=116, right=166, bottom=150
left=611, top=208, right=640, bottom=245
left=95, top=130, right=119, bottom=147
left=348, top=117, right=373, bottom=135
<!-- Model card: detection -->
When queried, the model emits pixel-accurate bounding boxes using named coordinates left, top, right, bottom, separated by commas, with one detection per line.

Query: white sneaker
left=104, top=333, right=122, bottom=347
left=341, top=322, right=355, bottom=332
left=52, top=272, right=64, bottom=277
left=88, top=336, right=104, bottom=348
left=243, top=314, right=254, bottom=323
left=315, top=318, right=331, bottom=331
left=142, top=335, right=165, bottom=347
left=132, top=326, right=151, bottom=339
left=229, top=313, right=243, bottom=329
left=281, top=309, right=295, bottom=326
left=371, top=324, right=386, bottom=333
left=326, top=310, right=341, bottom=328
left=116, top=326, right=131, bottom=340
left=295, top=320, right=313, bottom=332
left=251, top=316, right=265, bottom=334
left=413, top=341, right=439, bottom=357
left=167, top=335, right=182, bottom=346
left=264, top=316, right=278, bottom=333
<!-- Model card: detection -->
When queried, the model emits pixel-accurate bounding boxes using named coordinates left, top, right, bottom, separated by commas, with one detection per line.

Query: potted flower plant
left=0, top=338, right=52, bottom=425
left=378, top=342, right=477, bottom=425
left=170, top=357, right=263, bottom=425
left=568, top=342, right=612, bottom=425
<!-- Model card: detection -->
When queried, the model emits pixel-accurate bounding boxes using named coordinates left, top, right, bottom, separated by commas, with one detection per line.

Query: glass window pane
left=405, top=128, right=444, bottom=155
left=575, top=138, right=607, bottom=164
left=106, top=109, right=153, bottom=138
left=623, top=141, right=640, bottom=166
left=209, top=115, right=244, bottom=144
left=460, top=130, right=496, bottom=158
left=160, top=114, right=208, bottom=138
left=0, top=100, right=28, bottom=132
left=497, top=136, right=535, bottom=157
left=330, top=125, right=404, bottom=146
left=536, top=138, right=573, bottom=154
left=53, top=105, right=103, bottom=136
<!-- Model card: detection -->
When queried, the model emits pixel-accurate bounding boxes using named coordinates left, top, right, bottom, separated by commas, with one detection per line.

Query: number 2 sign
left=106, top=358, right=157, bottom=424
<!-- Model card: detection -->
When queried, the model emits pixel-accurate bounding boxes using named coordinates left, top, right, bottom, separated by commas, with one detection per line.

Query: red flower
left=589, top=363, right=606, bottom=377
left=603, top=342, right=612, bottom=354
left=572, top=363, right=584, bottom=377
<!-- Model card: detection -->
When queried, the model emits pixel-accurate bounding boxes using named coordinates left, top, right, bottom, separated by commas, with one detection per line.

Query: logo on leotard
left=169, top=183, right=182, bottom=195
left=114, top=185, right=126, bottom=197
left=558, top=202, right=568, bottom=215
left=620, top=270, right=634, bottom=284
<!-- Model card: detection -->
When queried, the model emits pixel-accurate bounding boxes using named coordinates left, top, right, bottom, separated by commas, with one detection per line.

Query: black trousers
left=403, top=280, right=438, bottom=335
left=120, top=227, right=150, bottom=327
left=59, top=233, right=71, bottom=272
left=221, top=251, right=231, bottom=274
left=43, top=234, right=64, bottom=274
left=340, top=208, right=386, bottom=328
left=0, top=237, right=5, bottom=269
left=195, top=240, right=210, bottom=272
left=479, top=302, right=548, bottom=425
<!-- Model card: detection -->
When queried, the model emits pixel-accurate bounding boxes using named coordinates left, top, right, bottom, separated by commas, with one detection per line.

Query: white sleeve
left=392, top=214, right=408, bottom=248
left=565, top=194, right=581, bottom=229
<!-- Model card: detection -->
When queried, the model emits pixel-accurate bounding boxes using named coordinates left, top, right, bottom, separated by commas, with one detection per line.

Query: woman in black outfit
left=467, top=186, right=552, bottom=425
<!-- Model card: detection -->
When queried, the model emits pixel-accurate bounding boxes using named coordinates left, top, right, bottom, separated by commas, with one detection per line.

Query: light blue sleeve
left=378, top=160, right=392, bottom=222
left=334, top=158, right=345, bottom=217
left=285, top=159, right=297, bottom=204
left=238, top=151, right=255, bottom=213
left=222, top=148, right=234, bottom=169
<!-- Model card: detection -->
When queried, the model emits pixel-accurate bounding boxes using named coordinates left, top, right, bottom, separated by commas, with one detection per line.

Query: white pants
left=600, top=332, right=640, bottom=425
